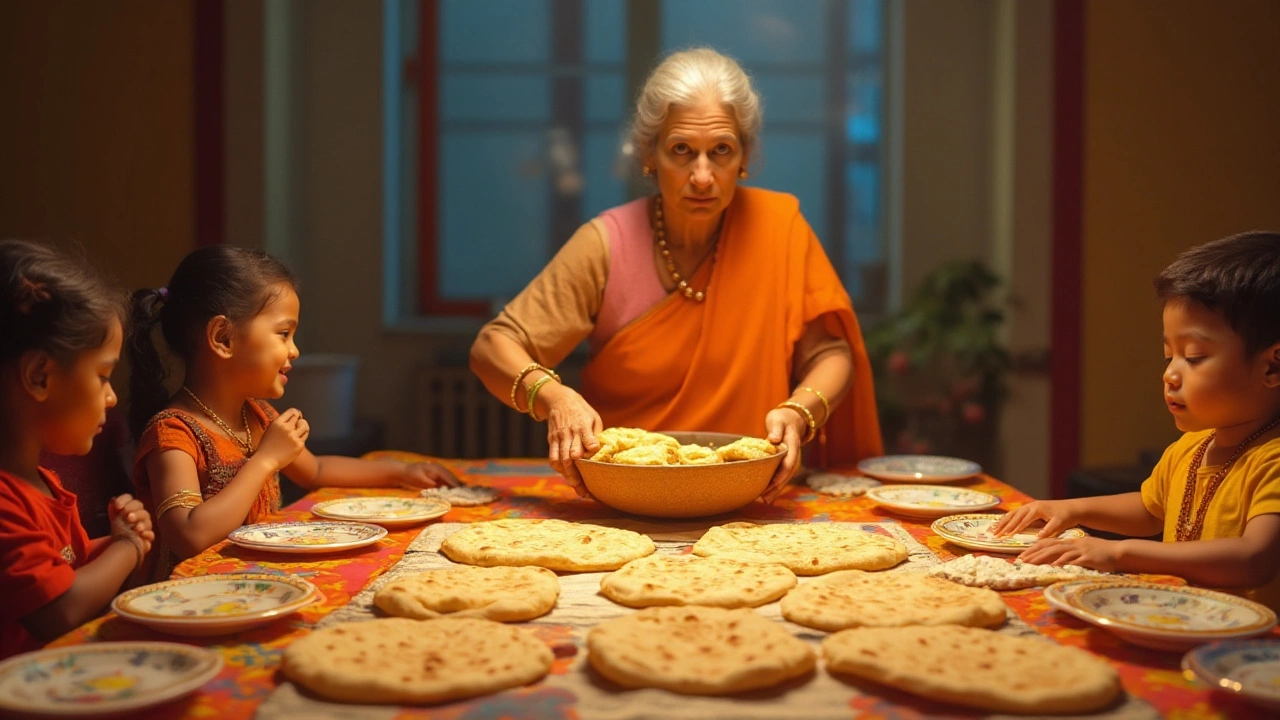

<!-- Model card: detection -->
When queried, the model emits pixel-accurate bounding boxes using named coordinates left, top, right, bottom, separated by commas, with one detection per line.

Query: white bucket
left=282, top=354, right=360, bottom=440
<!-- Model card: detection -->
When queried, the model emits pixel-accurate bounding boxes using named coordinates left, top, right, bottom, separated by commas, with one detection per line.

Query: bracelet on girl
left=112, top=533, right=146, bottom=571
left=526, top=374, right=560, bottom=422
left=798, top=386, right=830, bottom=425
left=155, top=489, right=203, bottom=520
left=777, top=401, right=818, bottom=445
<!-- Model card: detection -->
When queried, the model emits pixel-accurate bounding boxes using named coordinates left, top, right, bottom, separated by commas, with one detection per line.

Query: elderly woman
left=470, top=48, right=882, bottom=500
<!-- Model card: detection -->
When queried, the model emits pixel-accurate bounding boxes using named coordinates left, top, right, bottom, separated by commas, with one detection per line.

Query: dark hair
left=128, top=246, right=297, bottom=438
left=0, top=239, right=127, bottom=368
left=1154, top=231, right=1280, bottom=356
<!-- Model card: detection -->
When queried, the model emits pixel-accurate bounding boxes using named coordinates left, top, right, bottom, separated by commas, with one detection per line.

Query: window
left=384, top=0, right=889, bottom=324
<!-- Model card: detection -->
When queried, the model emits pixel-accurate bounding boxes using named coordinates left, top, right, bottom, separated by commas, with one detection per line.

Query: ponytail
left=127, top=288, right=171, bottom=439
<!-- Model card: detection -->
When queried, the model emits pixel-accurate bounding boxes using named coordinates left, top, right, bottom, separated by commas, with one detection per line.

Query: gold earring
left=739, top=167, right=748, bottom=179
left=642, top=166, right=653, bottom=176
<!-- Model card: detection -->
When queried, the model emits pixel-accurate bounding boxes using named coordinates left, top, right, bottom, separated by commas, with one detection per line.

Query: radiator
left=412, top=365, right=581, bottom=459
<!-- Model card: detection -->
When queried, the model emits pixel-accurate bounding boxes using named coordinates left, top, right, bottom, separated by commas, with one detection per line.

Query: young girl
left=128, top=246, right=458, bottom=580
left=0, top=240, right=154, bottom=660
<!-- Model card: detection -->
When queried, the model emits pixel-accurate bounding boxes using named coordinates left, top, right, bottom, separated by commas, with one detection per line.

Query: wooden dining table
left=49, top=453, right=1272, bottom=719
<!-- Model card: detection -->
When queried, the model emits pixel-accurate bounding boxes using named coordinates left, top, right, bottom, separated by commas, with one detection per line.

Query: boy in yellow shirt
left=994, top=231, right=1280, bottom=610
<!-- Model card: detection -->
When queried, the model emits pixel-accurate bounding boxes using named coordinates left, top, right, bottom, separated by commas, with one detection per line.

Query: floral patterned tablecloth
left=49, top=455, right=1273, bottom=719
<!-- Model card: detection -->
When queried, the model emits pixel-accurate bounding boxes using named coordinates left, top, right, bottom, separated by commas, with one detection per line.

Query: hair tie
left=157, top=286, right=169, bottom=300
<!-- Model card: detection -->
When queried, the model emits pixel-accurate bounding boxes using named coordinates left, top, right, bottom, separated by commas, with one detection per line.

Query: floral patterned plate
left=0, top=642, right=222, bottom=718
left=866, top=484, right=1000, bottom=518
left=227, top=520, right=387, bottom=554
left=856, top=455, right=982, bottom=483
left=1061, top=581, right=1277, bottom=652
left=311, top=496, right=451, bottom=527
left=111, top=574, right=319, bottom=636
left=1183, top=639, right=1280, bottom=710
left=931, top=513, right=1086, bottom=554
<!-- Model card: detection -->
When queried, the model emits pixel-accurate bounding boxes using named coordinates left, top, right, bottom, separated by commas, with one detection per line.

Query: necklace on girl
left=182, top=386, right=254, bottom=456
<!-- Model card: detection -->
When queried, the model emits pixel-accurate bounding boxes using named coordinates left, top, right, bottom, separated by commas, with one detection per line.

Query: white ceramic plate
left=228, top=520, right=387, bottom=554
left=931, top=513, right=1086, bottom=554
left=0, top=642, right=222, bottom=718
left=1183, top=639, right=1280, bottom=710
left=856, top=455, right=982, bottom=483
left=866, top=484, right=1000, bottom=518
left=311, top=496, right=451, bottom=527
left=111, top=574, right=319, bottom=637
left=1061, top=581, right=1277, bottom=652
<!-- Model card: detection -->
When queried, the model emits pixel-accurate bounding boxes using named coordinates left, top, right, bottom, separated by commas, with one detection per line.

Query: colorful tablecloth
left=49, top=455, right=1273, bottom=719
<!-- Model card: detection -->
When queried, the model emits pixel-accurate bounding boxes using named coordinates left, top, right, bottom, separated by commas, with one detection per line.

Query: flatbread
left=440, top=518, right=656, bottom=572
left=587, top=606, right=815, bottom=695
left=692, top=522, right=907, bottom=575
left=822, top=625, right=1122, bottom=714
left=927, top=553, right=1108, bottom=590
left=806, top=473, right=881, bottom=496
left=419, top=485, right=499, bottom=506
left=613, top=445, right=677, bottom=466
left=373, top=565, right=559, bottom=622
left=282, top=617, right=553, bottom=704
left=599, top=555, right=797, bottom=609
left=781, top=570, right=1007, bottom=631
left=715, top=437, right=779, bottom=461
left=676, top=444, right=724, bottom=465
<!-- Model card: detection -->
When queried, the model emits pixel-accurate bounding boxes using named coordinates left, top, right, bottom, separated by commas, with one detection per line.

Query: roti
left=599, top=555, right=797, bottom=609
left=373, top=565, right=559, bottom=622
left=780, top=570, right=1007, bottom=631
left=587, top=606, right=815, bottom=695
left=440, top=518, right=656, bottom=572
left=692, top=522, right=907, bottom=575
left=927, top=554, right=1108, bottom=590
left=282, top=617, right=553, bottom=704
left=822, top=625, right=1122, bottom=714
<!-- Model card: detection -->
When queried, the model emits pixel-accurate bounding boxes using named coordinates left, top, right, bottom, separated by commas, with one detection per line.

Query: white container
left=282, top=354, right=360, bottom=440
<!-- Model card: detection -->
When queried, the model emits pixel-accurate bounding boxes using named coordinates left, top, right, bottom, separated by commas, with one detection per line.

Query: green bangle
left=526, top=375, right=557, bottom=422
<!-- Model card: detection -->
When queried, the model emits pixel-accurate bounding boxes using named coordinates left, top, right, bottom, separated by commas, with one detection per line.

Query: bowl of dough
left=576, top=428, right=784, bottom=518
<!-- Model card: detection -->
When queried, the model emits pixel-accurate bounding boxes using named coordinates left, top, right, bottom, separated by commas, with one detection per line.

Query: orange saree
left=580, top=187, right=883, bottom=469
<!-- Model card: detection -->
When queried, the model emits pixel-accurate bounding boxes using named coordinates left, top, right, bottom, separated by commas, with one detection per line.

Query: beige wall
left=0, top=0, right=195, bottom=289
left=1080, top=0, right=1280, bottom=466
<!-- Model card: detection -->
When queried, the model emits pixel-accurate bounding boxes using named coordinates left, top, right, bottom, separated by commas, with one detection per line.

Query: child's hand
left=991, top=500, right=1077, bottom=538
left=399, top=462, right=462, bottom=489
left=107, top=494, right=154, bottom=553
left=256, top=408, right=310, bottom=471
left=1018, top=536, right=1121, bottom=572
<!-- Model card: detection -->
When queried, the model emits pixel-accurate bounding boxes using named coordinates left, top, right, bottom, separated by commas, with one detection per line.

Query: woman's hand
left=539, top=384, right=602, bottom=497
left=762, top=407, right=806, bottom=503
left=399, top=461, right=462, bottom=489
left=1018, top=536, right=1121, bottom=571
left=256, top=408, right=310, bottom=472
left=991, top=500, right=1078, bottom=538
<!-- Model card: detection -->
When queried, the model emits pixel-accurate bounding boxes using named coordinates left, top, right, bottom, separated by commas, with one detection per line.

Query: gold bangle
left=526, top=374, right=558, bottom=422
left=777, top=401, right=817, bottom=445
left=156, top=490, right=203, bottom=520
left=799, top=386, right=830, bottom=425
left=509, top=363, right=542, bottom=411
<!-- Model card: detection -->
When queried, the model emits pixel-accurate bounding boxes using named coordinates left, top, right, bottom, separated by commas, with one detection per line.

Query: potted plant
left=863, top=260, right=1011, bottom=472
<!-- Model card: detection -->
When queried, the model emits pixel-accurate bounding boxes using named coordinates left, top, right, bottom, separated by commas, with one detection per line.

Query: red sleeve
left=0, top=495, right=76, bottom=619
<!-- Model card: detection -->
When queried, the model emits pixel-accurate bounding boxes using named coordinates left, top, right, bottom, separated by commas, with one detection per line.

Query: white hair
left=630, top=47, right=763, bottom=166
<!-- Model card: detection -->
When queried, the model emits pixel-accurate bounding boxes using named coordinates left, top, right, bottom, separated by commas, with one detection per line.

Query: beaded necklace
left=1175, top=413, right=1280, bottom=541
left=652, top=195, right=718, bottom=302
left=181, top=386, right=254, bottom=456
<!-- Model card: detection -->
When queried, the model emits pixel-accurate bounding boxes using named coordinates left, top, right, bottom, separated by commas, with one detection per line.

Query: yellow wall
left=0, top=0, right=195, bottom=290
left=1081, top=0, right=1280, bottom=465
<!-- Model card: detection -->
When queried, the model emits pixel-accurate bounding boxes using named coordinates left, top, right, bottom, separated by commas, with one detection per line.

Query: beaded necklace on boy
left=1175, top=413, right=1280, bottom=541
left=652, top=195, right=718, bottom=303
left=181, top=386, right=254, bottom=456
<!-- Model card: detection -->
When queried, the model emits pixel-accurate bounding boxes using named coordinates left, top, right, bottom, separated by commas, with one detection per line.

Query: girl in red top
left=0, top=240, right=154, bottom=660
left=128, top=247, right=458, bottom=580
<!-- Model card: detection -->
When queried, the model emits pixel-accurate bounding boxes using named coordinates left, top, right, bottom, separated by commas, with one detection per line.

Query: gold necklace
left=1175, top=413, right=1280, bottom=541
left=652, top=195, right=716, bottom=302
left=182, top=386, right=254, bottom=455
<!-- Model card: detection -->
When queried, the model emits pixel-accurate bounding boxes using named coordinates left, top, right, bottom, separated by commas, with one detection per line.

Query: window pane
left=438, top=131, right=548, bottom=300
left=582, top=129, right=628, bottom=218
left=845, top=69, right=881, bottom=144
left=660, top=0, right=826, bottom=65
left=585, top=73, right=626, bottom=124
left=751, top=132, right=827, bottom=244
left=753, top=73, right=824, bottom=125
left=441, top=0, right=550, bottom=63
left=848, top=0, right=881, bottom=54
left=585, top=0, right=626, bottom=64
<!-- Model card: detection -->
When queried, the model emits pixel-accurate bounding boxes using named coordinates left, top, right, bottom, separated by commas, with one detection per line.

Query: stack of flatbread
left=590, top=427, right=779, bottom=466
left=692, top=521, right=908, bottom=574
left=927, top=554, right=1108, bottom=590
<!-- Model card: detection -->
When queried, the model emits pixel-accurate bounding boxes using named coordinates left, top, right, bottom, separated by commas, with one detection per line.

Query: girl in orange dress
left=128, top=246, right=458, bottom=580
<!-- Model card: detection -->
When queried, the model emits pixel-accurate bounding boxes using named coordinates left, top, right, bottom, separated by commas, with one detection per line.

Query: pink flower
left=887, top=351, right=911, bottom=375
left=911, top=439, right=932, bottom=454
left=962, top=402, right=986, bottom=424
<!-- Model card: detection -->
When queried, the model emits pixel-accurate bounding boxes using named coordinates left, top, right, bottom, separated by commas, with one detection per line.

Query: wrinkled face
left=230, top=284, right=300, bottom=399
left=646, top=99, right=747, bottom=230
left=41, top=318, right=122, bottom=455
left=1161, top=299, right=1271, bottom=434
